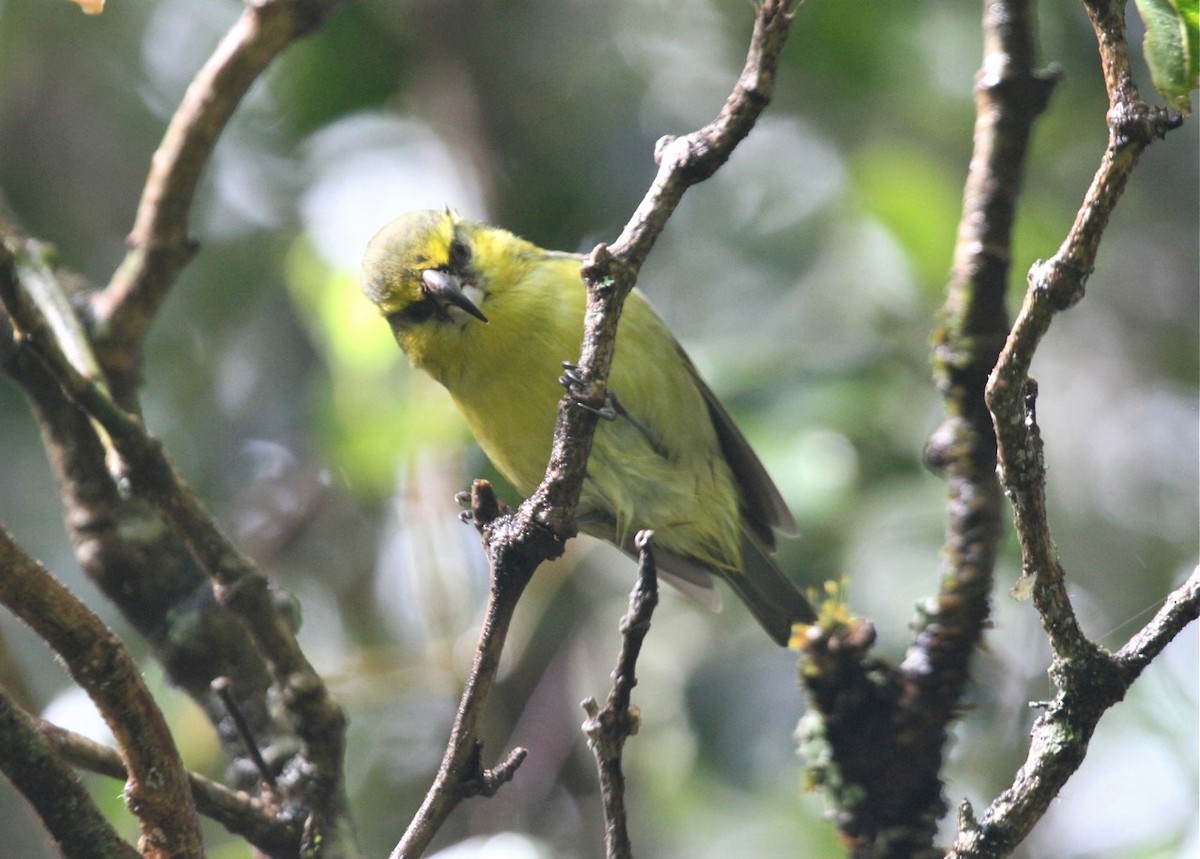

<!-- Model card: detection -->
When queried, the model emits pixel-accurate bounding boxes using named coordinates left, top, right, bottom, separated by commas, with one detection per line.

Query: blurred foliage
left=0, top=1, right=1196, bottom=857
left=1133, top=0, right=1200, bottom=110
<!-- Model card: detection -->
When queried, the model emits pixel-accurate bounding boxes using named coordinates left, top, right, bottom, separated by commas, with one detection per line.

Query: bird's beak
left=421, top=269, right=489, bottom=323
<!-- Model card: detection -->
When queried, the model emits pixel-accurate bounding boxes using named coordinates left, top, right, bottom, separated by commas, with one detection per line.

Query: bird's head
left=362, top=209, right=491, bottom=331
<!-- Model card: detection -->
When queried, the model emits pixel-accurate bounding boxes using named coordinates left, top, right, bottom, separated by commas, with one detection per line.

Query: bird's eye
left=447, top=236, right=471, bottom=271
left=389, top=302, right=435, bottom=326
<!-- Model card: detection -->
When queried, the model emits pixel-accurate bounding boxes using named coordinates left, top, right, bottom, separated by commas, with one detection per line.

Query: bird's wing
left=685, top=359, right=799, bottom=548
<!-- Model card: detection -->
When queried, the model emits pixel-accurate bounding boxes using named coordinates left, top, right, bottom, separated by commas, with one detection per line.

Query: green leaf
left=1135, top=0, right=1200, bottom=110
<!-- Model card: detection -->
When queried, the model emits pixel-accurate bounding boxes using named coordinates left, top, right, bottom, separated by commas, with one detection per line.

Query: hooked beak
left=421, top=269, right=489, bottom=323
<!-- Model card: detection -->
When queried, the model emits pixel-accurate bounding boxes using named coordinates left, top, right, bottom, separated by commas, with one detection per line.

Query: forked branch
left=950, top=0, right=1190, bottom=854
left=394, top=3, right=800, bottom=856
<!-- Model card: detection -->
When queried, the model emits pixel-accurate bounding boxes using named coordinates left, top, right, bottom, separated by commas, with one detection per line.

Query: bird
left=361, top=209, right=815, bottom=645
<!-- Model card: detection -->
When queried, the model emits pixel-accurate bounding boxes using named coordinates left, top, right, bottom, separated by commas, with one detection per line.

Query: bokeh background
left=0, top=1, right=1196, bottom=857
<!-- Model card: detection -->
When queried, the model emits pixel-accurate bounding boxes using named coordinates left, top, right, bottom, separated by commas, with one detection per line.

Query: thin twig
left=213, top=676, right=277, bottom=790
left=0, top=523, right=202, bottom=859
left=1114, top=565, right=1200, bottom=678
left=582, top=530, right=659, bottom=859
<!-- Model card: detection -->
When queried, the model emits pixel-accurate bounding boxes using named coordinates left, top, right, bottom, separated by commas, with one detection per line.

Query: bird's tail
left=722, top=537, right=815, bottom=646
left=650, top=536, right=815, bottom=647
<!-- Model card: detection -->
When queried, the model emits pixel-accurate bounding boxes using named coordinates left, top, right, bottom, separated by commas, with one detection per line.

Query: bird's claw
left=578, top=400, right=619, bottom=421
left=559, top=362, right=585, bottom=387
left=559, top=362, right=618, bottom=421
left=455, top=490, right=473, bottom=524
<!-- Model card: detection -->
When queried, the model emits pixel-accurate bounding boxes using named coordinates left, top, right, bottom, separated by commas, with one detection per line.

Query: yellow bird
left=362, top=210, right=814, bottom=644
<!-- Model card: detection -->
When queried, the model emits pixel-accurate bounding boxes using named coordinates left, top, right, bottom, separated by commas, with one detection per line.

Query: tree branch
left=797, top=1, right=1060, bottom=849
left=37, top=717, right=302, bottom=856
left=0, top=0, right=349, bottom=820
left=984, top=0, right=1183, bottom=662
left=0, top=688, right=141, bottom=859
left=945, top=2, right=1191, bottom=854
left=524, top=0, right=798, bottom=538
left=894, top=0, right=1057, bottom=846
left=0, top=238, right=351, bottom=855
left=949, top=567, right=1200, bottom=858
left=392, top=481, right=531, bottom=859
left=582, top=530, right=659, bottom=859
left=92, top=0, right=342, bottom=385
left=393, top=4, right=799, bottom=855
left=0, top=232, right=284, bottom=790
left=799, top=1, right=1192, bottom=853
left=0, top=523, right=202, bottom=859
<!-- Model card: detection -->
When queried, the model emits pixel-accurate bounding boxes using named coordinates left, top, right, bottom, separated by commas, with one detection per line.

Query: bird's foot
left=559, top=362, right=618, bottom=420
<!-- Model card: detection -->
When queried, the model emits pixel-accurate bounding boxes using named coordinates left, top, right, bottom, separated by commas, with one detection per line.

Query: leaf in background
left=1135, top=0, right=1200, bottom=110
left=68, top=0, right=105, bottom=14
